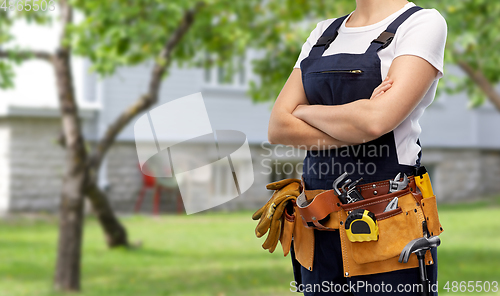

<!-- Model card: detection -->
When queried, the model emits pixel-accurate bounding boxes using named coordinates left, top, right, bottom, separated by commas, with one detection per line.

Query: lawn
left=0, top=196, right=499, bottom=296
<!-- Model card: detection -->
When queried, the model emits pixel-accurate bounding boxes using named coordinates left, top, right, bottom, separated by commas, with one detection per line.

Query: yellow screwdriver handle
left=415, top=172, right=434, bottom=199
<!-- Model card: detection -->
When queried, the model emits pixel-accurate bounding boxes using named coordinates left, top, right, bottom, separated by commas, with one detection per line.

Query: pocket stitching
left=342, top=191, right=410, bottom=211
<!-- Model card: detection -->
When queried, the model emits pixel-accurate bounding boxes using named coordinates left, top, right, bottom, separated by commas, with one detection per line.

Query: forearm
left=292, top=100, right=381, bottom=144
left=268, top=110, right=354, bottom=150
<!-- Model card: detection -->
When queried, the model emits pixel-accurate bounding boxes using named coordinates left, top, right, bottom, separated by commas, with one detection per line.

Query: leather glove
left=253, top=182, right=300, bottom=237
left=251, top=178, right=300, bottom=221
left=261, top=194, right=296, bottom=252
left=279, top=200, right=296, bottom=256
left=265, top=178, right=301, bottom=191
left=252, top=179, right=301, bottom=253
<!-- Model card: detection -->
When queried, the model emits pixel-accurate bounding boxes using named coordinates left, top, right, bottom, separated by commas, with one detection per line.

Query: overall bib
left=295, top=6, right=438, bottom=296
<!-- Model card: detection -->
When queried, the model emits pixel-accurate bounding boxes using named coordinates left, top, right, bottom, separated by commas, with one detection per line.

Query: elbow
left=268, top=135, right=276, bottom=145
left=267, top=125, right=280, bottom=145
left=268, top=116, right=288, bottom=145
left=364, top=121, right=386, bottom=140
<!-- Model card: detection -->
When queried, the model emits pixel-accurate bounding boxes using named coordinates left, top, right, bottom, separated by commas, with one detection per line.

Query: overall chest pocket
left=302, top=70, right=380, bottom=106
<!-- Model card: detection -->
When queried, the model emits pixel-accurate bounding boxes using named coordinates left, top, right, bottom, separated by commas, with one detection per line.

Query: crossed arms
left=267, top=55, right=439, bottom=150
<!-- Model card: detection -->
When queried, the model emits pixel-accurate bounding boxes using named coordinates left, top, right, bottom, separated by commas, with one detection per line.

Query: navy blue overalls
left=291, top=6, right=438, bottom=296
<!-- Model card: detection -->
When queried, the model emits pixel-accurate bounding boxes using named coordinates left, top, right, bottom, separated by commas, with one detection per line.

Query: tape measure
left=345, top=209, right=379, bottom=242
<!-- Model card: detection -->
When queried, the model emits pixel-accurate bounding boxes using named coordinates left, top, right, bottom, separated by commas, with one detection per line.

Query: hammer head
left=398, top=236, right=441, bottom=263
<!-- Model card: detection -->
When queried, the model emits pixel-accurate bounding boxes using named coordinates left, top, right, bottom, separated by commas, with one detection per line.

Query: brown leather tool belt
left=296, top=176, right=420, bottom=230
left=287, top=174, right=442, bottom=276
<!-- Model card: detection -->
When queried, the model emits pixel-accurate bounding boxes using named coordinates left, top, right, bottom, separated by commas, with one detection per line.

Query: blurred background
left=0, top=0, right=499, bottom=295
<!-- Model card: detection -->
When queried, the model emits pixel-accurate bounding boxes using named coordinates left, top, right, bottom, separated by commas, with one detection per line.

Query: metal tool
left=337, top=181, right=350, bottom=204
left=399, top=236, right=441, bottom=296
left=389, top=172, right=409, bottom=193
left=345, top=209, right=379, bottom=242
left=336, top=176, right=364, bottom=204
left=333, top=172, right=348, bottom=195
left=296, top=191, right=309, bottom=208
left=346, top=177, right=364, bottom=203
left=333, top=172, right=349, bottom=203
left=383, top=196, right=399, bottom=212
left=338, top=179, right=352, bottom=204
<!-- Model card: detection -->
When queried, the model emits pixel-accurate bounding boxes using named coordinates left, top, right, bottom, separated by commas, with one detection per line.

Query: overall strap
left=308, top=14, right=349, bottom=59
left=366, top=6, right=423, bottom=53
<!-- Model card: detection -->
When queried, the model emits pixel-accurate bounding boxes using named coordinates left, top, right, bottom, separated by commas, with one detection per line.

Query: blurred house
left=1, top=23, right=500, bottom=214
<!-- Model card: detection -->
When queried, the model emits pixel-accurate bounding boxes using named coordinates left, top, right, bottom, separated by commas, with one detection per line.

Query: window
left=203, top=55, right=247, bottom=88
left=213, top=160, right=238, bottom=198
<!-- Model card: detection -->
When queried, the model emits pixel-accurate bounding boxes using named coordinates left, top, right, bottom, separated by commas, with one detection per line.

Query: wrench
left=389, top=172, right=409, bottom=193
left=383, top=196, right=398, bottom=212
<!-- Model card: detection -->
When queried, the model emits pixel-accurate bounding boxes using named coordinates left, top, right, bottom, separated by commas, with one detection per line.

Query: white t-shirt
left=294, top=2, right=447, bottom=166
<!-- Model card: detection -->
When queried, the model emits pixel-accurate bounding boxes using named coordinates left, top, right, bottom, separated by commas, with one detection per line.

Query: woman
left=268, top=0, right=447, bottom=295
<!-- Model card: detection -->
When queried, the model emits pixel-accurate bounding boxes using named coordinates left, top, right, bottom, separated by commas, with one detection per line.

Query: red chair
left=134, top=164, right=183, bottom=214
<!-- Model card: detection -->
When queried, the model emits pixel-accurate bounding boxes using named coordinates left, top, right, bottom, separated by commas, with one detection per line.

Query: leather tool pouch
left=421, top=195, right=444, bottom=236
left=338, top=189, right=443, bottom=277
left=294, top=179, right=444, bottom=277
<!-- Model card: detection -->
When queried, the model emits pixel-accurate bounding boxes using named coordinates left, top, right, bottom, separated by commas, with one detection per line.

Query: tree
left=0, top=0, right=353, bottom=291
left=422, top=0, right=500, bottom=110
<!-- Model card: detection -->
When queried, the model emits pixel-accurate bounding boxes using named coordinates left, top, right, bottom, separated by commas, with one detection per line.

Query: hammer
left=399, top=236, right=441, bottom=296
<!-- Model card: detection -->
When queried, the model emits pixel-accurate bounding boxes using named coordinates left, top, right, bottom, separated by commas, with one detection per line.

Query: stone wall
left=422, top=148, right=500, bottom=202
left=0, top=122, right=11, bottom=213
left=104, top=142, right=284, bottom=214
left=3, top=117, right=65, bottom=212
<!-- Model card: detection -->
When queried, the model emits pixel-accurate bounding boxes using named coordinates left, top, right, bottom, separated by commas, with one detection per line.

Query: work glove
left=252, top=179, right=301, bottom=253
left=251, top=178, right=300, bottom=221
left=279, top=200, right=296, bottom=256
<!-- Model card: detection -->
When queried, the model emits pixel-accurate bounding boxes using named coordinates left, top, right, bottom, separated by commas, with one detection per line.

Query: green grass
left=0, top=196, right=499, bottom=296
left=436, top=195, right=500, bottom=296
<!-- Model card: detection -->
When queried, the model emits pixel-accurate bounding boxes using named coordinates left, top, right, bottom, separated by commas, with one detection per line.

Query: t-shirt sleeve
left=293, top=19, right=334, bottom=69
left=393, top=9, right=448, bottom=80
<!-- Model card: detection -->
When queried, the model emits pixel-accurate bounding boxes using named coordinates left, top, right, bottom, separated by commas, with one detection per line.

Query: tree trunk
left=457, top=60, right=500, bottom=112
left=85, top=182, right=128, bottom=247
left=54, top=173, right=86, bottom=291
left=53, top=46, right=88, bottom=291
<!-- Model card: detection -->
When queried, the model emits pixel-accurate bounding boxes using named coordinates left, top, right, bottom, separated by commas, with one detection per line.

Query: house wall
left=422, top=148, right=500, bottom=202
left=1, top=116, right=98, bottom=213
left=3, top=117, right=65, bottom=212
left=105, top=141, right=277, bottom=214
left=0, top=122, right=11, bottom=214
left=1, top=117, right=499, bottom=214
left=105, top=143, right=500, bottom=211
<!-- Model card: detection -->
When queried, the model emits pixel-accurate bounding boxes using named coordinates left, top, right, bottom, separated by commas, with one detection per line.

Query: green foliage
left=0, top=60, right=15, bottom=88
left=0, top=6, right=52, bottom=89
left=247, top=0, right=355, bottom=102
left=249, top=0, right=500, bottom=105
left=416, top=0, right=500, bottom=107
left=1, top=0, right=499, bottom=106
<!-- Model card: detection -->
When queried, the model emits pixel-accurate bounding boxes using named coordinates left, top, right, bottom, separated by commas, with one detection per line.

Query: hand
left=370, top=76, right=393, bottom=100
